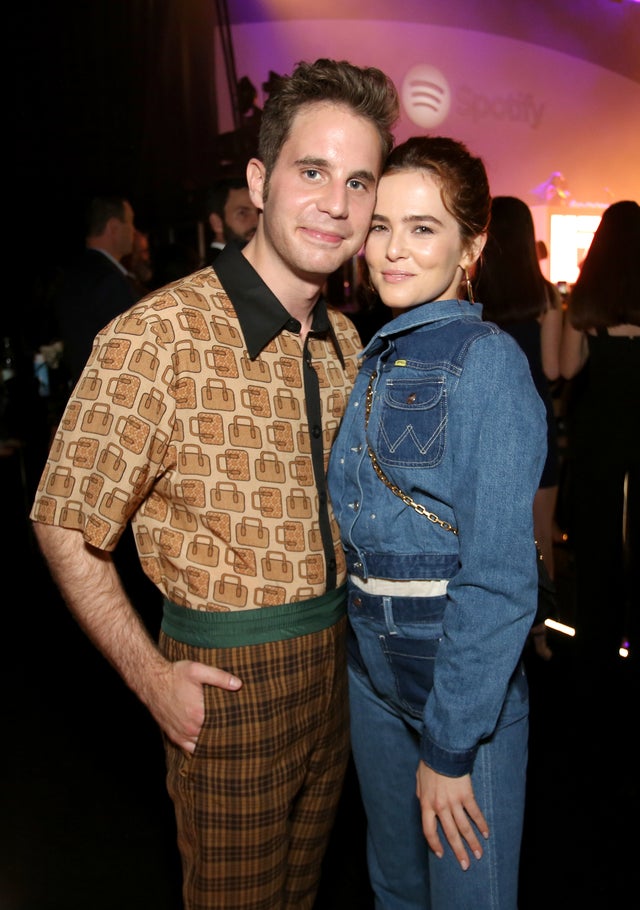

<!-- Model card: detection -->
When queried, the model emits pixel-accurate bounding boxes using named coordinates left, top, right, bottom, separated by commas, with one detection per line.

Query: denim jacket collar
left=362, top=297, right=484, bottom=358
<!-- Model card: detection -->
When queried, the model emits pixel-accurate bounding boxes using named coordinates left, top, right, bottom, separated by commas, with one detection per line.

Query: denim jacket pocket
left=374, top=376, right=446, bottom=468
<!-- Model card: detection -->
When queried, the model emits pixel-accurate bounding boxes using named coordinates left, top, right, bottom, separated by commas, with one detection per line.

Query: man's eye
left=303, top=169, right=321, bottom=180
left=347, top=178, right=365, bottom=191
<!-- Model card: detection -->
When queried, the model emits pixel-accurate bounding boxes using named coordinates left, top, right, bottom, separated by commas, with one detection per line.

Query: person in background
left=204, top=175, right=259, bottom=265
left=475, top=195, right=564, bottom=660
left=560, top=199, right=640, bottom=668
left=30, top=58, right=399, bottom=910
left=52, top=195, right=140, bottom=392
left=262, top=69, right=284, bottom=101
left=535, top=238, right=550, bottom=272
left=535, top=238, right=567, bottom=313
left=122, top=227, right=154, bottom=298
left=327, top=136, right=546, bottom=909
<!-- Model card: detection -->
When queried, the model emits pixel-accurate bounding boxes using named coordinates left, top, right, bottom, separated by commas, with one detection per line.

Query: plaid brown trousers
left=160, top=616, right=350, bottom=909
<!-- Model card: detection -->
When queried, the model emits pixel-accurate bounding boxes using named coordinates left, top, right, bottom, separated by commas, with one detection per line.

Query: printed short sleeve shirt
left=30, top=243, right=363, bottom=612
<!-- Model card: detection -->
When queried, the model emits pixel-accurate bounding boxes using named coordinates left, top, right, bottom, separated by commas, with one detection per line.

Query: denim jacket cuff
left=420, top=731, right=477, bottom=777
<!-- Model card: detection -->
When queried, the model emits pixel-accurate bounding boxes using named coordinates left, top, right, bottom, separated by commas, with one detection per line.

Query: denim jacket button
left=353, top=596, right=362, bottom=607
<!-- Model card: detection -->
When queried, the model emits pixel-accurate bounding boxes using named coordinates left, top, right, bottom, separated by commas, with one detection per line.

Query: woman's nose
left=386, top=233, right=408, bottom=258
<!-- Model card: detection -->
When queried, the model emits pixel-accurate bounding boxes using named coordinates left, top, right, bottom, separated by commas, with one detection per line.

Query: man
left=30, top=58, right=399, bottom=910
left=204, top=175, right=259, bottom=264
left=52, top=195, right=140, bottom=390
left=122, top=227, right=154, bottom=297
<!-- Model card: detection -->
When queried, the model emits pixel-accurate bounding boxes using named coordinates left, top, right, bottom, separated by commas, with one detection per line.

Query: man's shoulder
left=328, top=305, right=362, bottom=339
left=133, top=266, right=229, bottom=318
left=61, top=249, right=130, bottom=286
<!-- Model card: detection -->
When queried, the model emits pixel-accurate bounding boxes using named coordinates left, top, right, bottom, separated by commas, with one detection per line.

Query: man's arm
left=32, top=522, right=242, bottom=752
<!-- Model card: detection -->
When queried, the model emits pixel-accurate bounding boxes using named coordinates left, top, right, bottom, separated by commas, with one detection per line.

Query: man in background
left=204, top=176, right=259, bottom=264
left=52, top=195, right=140, bottom=391
left=122, top=227, right=154, bottom=298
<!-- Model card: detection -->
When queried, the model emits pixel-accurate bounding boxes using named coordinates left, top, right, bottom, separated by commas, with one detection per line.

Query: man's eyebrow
left=295, top=156, right=329, bottom=168
left=349, top=169, right=376, bottom=185
left=294, top=157, right=376, bottom=185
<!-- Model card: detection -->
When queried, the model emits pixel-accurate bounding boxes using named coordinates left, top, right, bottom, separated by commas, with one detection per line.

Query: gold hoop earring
left=465, top=268, right=475, bottom=304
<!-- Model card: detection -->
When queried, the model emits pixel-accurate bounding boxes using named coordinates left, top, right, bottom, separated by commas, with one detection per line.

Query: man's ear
left=208, top=212, right=224, bottom=242
left=246, top=158, right=266, bottom=209
left=106, top=217, right=121, bottom=239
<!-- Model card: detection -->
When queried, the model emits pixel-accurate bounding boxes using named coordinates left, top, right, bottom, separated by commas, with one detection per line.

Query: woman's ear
left=461, top=232, right=487, bottom=270
left=246, top=159, right=266, bottom=209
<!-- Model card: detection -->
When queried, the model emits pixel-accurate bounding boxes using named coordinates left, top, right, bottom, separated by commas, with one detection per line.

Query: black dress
left=564, top=329, right=640, bottom=663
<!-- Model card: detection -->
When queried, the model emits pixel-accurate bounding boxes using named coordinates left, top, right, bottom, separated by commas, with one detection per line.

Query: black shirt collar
left=213, top=241, right=345, bottom=366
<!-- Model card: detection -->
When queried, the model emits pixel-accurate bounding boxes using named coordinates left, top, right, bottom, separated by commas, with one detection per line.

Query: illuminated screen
left=549, top=213, right=602, bottom=285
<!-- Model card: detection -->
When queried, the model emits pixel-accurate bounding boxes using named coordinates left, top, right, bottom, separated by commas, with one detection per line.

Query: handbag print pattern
left=31, top=267, right=362, bottom=611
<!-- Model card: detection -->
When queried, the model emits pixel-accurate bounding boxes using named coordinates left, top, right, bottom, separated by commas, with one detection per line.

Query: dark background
left=13, top=1, right=227, bottom=283
left=4, top=5, right=639, bottom=906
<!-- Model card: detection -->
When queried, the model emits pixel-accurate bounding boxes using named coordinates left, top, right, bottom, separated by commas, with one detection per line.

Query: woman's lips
left=382, top=270, right=414, bottom=282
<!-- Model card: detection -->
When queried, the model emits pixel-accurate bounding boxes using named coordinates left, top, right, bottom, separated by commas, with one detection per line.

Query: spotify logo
left=401, top=65, right=451, bottom=128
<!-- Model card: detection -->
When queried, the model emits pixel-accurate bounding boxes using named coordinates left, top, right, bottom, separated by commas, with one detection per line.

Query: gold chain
left=364, top=372, right=458, bottom=535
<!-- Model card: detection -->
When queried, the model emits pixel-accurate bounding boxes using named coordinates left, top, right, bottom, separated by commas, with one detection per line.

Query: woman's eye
left=369, top=224, right=387, bottom=233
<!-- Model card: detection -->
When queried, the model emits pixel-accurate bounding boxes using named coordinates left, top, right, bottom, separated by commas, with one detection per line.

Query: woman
left=327, top=137, right=547, bottom=909
left=475, top=195, right=564, bottom=660
left=560, top=200, right=640, bottom=666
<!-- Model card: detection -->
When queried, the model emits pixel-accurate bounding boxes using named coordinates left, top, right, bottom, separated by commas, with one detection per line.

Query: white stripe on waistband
left=349, top=575, right=449, bottom=597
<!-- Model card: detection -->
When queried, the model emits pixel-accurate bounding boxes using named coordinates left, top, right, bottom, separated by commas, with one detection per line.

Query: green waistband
left=161, top=584, right=346, bottom=648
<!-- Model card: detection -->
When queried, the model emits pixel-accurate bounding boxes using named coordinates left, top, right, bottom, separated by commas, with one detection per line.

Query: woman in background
left=328, top=137, right=546, bottom=909
left=475, top=195, right=563, bottom=660
left=560, top=200, right=640, bottom=667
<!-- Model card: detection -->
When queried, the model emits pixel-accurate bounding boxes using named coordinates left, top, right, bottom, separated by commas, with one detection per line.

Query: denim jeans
left=347, top=586, right=528, bottom=910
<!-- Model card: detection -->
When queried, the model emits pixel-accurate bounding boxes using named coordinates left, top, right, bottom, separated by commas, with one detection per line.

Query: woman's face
left=365, top=169, right=483, bottom=314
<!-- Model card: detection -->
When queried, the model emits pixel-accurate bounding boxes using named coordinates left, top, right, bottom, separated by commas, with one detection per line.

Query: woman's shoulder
left=598, top=324, right=640, bottom=337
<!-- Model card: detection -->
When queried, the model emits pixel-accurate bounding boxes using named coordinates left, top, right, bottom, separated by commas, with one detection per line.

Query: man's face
left=250, top=102, right=382, bottom=280
left=115, top=200, right=136, bottom=259
left=223, top=188, right=258, bottom=244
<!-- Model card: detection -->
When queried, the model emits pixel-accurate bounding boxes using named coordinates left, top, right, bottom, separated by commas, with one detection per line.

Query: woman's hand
left=416, top=761, right=489, bottom=871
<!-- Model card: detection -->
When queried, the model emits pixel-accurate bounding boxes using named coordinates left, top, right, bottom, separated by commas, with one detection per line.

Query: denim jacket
left=328, top=298, right=547, bottom=772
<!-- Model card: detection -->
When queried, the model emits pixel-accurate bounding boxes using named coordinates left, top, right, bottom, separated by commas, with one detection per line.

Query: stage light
left=544, top=618, right=576, bottom=637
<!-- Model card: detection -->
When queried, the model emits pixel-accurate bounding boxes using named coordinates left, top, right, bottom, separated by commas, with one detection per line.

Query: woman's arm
left=559, top=316, right=589, bottom=379
left=540, top=297, right=563, bottom=381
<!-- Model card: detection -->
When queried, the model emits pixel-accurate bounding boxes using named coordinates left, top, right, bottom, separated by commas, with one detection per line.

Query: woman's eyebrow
left=371, top=213, right=443, bottom=225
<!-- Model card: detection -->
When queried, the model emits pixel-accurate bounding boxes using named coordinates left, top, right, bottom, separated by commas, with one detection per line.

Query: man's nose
left=319, top=183, right=349, bottom=218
